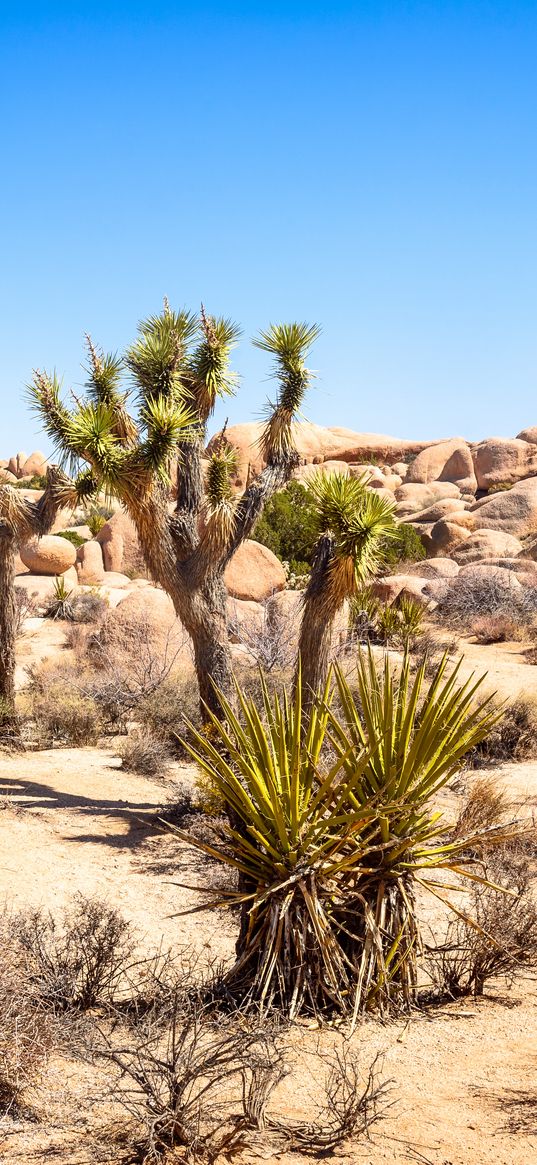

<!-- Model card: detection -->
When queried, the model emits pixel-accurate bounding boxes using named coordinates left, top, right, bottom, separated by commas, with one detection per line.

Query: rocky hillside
left=4, top=423, right=537, bottom=621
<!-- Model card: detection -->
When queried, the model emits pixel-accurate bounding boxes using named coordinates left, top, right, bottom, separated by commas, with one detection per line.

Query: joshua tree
left=296, top=473, right=397, bottom=704
left=0, top=469, right=64, bottom=736
left=30, top=307, right=321, bottom=716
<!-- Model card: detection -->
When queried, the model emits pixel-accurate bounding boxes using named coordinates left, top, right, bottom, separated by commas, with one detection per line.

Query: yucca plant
left=0, top=468, right=68, bottom=737
left=171, top=651, right=508, bottom=1020
left=173, top=672, right=386, bottom=1017
left=297, top=473, right=398, bottom=703
left=325, top=648, right=509, bottom=1014
left=375, top=602, right=401, bottom=644
left=44, top=576, right=75, bottom=621
left=396, top=594, right=425, bottom=642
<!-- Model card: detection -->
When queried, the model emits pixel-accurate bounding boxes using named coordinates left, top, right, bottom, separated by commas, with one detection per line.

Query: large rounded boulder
left=472, top=438, right=537, bottom=489
left=406, top=438, right=477, bottom=493
left=76, top=540, right=105, bottom=584
left=470, top=478, right=537, bottom=538
left=395, top=482, right=461, bottom=517
left=96, top=511, right=144, bottom=574
left=224, top=539, right=286, bottom=602
left=20, top=535, right=77, bottom=575
left=452, top=529, right=524, bottom=565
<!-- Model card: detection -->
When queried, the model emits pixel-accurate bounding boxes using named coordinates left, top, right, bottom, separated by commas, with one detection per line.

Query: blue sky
left=1, top=1, right=536, bottom=455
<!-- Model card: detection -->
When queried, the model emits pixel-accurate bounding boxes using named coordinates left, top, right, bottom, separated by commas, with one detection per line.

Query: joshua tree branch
left=173, top=435, right=204, bottom=557
left=221, top=452, right=299, bottom=565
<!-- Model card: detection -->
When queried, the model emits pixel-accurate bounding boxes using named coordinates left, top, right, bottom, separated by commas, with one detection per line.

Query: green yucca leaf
left=187, top=312, right=241, bottom=420
left=253, top=322, right=321, bottom=361
left=254, top=322, right=320, bottom=462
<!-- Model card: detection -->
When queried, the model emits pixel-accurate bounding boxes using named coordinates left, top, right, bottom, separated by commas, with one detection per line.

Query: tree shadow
left=495, top=1087, right=537, bottom=1135
left=0, top=771, right=165, bottom=850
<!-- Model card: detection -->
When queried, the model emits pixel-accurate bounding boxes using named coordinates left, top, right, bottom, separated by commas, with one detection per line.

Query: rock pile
left=6, top=422, right=537, bottom=630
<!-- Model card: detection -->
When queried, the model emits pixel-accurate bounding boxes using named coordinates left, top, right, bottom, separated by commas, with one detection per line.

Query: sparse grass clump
left=11, top=895, right=135, bottom=1013
left=119, top=731, right=172, bottom=778
left=435, top=571, right=537, bottom=630
left=467, top=695, right=537, bottom=765
left=470, top=613, right=525, bottom=643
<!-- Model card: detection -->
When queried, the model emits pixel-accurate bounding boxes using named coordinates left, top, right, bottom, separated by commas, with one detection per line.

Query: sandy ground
left=1, top=631, right=537, bottom=1163
left=0, top=744, right=535, bottom=1165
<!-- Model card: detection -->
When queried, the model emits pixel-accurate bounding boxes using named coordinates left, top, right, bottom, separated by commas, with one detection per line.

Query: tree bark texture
left=124, top=453, right=298, bottom=716
left=295, top=534, right=338, bottom=708
left=0, top=527, right=17, bottom=723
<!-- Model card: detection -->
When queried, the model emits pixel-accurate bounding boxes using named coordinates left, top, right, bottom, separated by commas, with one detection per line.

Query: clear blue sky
left=1, top=1, right=536, bottom=456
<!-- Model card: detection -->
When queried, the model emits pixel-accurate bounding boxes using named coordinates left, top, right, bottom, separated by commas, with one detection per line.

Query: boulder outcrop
left=19, top=535, right=77, bottom=576
left=406, top=438, right=476, bottom=493
left=224, top=539, right=286, bottom=602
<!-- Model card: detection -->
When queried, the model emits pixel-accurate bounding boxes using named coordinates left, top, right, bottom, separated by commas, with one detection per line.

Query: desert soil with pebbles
left=1, top=639, right=537, bottom=1164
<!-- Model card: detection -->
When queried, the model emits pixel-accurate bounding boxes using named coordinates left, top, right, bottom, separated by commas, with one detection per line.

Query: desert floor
left=1, top=638, right=537, bottom=1164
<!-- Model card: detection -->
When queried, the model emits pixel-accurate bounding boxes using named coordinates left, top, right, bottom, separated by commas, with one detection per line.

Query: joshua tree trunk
left=0, top=467, right=67, bottom=740
left=179, top=579, right=233, bottom=714
left=295, top=534, right=338, bottom=708
left=0, top=527, right=17, bottom=727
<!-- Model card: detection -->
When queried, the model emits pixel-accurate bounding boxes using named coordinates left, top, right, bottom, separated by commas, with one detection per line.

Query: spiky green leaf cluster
left=187, top=313, right=241, bottom=420
left=171, top=652, right=515, bottom=1018
left=175, top=672, right=384, bottom=1013
left=253, top=322, right=321, bottom=461
left=306, top=471, right=398, bottom=606
left=201, top=446, right=239, bottom=550
left=125, top=309, right=194, bottom=406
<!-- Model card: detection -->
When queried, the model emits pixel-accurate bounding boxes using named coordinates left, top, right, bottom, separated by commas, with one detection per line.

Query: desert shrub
left=136, top=676, right=200, bottom=748
left=25, top=663, right=103, bottom=745
left=71, top=590, right=108, bottom=624
left=119, top=731, right=172, bottom=778
left=56, top=529, right=86, bottom=548
left=435, top=571, right=537, bottom=628
left=381, top=521, right=426, bottom=567
left=253, top=480, right=319, bottom=573
left=14, top=587, right=38, bottom=636
left=451, top=775, right=512, bottom=841
left=13, top=473, right=48, bottom=490
left=470, top=613, right=525, bottom=643
left=227, top=597, right=301, bottom=672
left=426, top=868, right=537, bottom=999
left=12, top=895, right=135, bottom=1013
left=87, top=986, right=283, bottom=1163
left=265, top=1048, right=392, bottom=1152
left=488, top=480, right=513, bottom=493
left=0, top=936, right=51, bottom=1114
left=467, top=695, right=537, bottom=765
left=86, top=613, right=189, bottom=732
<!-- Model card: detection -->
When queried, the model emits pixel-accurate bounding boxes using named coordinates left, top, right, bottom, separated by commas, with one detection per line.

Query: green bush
left=254, top=483, right=425, bottom=574
left=13, top=473, right=48, bottom=490
left=56, top=529, right=86, bottom=548
left=253, top=480, right=318, bottom=572
left=382, top=522, right=426, bottom=566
